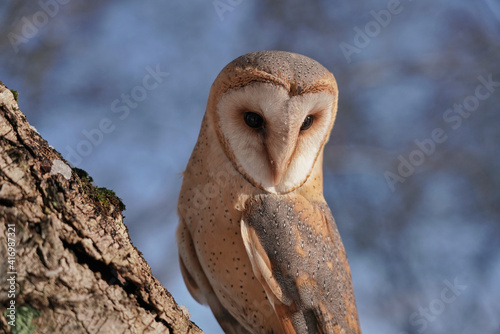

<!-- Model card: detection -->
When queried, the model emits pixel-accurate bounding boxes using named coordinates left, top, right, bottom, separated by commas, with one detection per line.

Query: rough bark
left=0, top=81, right=203, bottom=334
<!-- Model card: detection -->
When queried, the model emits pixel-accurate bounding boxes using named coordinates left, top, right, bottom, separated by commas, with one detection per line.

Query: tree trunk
left=0, top=81, right=203, bottom=334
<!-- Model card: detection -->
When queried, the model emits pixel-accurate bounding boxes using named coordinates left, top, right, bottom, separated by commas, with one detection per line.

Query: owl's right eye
left=244, top=112, right=264, bottom=129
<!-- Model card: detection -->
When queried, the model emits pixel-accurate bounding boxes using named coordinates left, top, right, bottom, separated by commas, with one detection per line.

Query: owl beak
left=268, top=139, right=296, bottom=186
left=271, top=161, right=285, bottom=186
left=261, top=123, right=297, bottom=187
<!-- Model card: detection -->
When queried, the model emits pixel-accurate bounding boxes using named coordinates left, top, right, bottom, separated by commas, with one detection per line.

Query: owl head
left=206, top=51, right=338, bottom=194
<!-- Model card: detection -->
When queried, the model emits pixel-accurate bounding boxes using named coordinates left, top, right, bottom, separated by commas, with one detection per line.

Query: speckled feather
left=177, top=51, right=361, bottom=334
left=241, top=195, right=360, bottom=333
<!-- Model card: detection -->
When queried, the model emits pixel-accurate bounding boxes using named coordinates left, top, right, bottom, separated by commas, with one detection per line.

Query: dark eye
left=244, top=112, right=264, bottom=129
left=300, top=115, right=314, bottom=131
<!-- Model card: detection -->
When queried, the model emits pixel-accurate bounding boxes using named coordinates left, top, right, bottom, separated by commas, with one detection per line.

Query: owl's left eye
left=244, top=112, right=264, bottom=129
left=300, top=115, right=314, bottom=131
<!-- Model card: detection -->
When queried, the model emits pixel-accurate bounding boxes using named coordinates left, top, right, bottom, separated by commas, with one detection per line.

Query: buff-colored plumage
left=177, top=51, right=361, bottom=333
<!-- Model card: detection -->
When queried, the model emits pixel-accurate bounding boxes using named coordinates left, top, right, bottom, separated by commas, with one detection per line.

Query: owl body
left=177, top=51, right=361, bottom=333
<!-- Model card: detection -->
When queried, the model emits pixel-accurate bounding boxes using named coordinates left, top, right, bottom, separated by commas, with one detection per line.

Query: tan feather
left=177, top=51, right=360, bottom=333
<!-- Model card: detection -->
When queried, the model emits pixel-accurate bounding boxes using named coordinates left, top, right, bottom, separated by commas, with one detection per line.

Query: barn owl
left=177, top=51, right=361, bottom=334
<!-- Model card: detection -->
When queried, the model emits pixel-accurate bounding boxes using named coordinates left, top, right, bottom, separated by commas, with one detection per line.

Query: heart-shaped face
left=208, top=51, right=338, bottom=194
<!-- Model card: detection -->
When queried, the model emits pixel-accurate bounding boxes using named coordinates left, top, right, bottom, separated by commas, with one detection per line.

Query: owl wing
left=241, top=194, right=361, bottom=334
left=177, top=219, right=251, bottom=334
